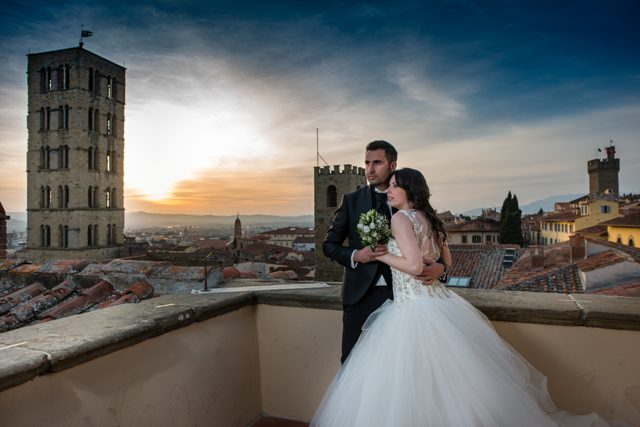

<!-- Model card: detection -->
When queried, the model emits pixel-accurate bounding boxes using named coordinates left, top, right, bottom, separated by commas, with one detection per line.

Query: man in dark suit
left=323, top=140, right=446, bottom=363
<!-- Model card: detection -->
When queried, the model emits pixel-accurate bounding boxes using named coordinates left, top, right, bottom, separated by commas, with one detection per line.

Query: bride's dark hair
left=390, top=168, right=448, bottom=249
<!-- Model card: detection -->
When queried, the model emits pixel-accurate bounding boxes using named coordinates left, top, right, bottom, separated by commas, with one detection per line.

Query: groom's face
left=365, top=149, right=397, bottom=188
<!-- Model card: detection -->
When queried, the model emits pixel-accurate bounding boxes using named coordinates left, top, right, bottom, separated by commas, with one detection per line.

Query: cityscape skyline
left=1, top=1, right=639, bottom=216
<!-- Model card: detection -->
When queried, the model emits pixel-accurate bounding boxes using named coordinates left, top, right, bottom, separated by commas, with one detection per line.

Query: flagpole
left=80, top=24, right=84, bottom=47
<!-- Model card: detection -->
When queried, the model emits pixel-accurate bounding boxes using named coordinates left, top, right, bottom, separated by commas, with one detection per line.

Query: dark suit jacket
left=322, top=186, right=393, bottom=306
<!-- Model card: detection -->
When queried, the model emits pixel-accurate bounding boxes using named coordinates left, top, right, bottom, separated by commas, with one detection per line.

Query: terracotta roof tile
left=446, top=218, right=500, bottom=232
left=575, top=251, right=626, bottom=272
left=541, top=211, right=579, bottom=222
left=500, top=265, right=583, bottom=294
left=0, top=282, right=47, bottom=315
left=602, top=212, right=640, bottom=227
left=39, top=280, right=114, bottom=321
left=448, top=245, right=520, bottom=289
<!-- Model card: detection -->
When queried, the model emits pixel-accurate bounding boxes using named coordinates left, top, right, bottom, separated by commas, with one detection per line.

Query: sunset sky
left=1, top=1, right=638, bottom=216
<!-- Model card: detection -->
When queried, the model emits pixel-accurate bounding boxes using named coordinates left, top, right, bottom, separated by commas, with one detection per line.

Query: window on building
left=40, top=68, right=46, bottom=93
left=41, top=224, right=51, bottom=247
left=105, top=188, right=111, bottom=208
left=472, top=235, right=482, bottom=244
left=88, top=67, right=94, bottom=91
left=88, top=108, right=93, bottom=130
left=39, top=108, right=45, bottom=131
left=107, top=76, right=113, bottom=99
left=64, top=64, right=70, bottom=90
left=461, top=235, right=468, bottom=244
left=630, top=239, right=635, bottom=248
left=94, top=69, right=100, bottom=94
left=44, top=186, right=51, bottom=208
left=88, top=186, right=94, bottom=207
left=46, top=107, right=51, bottom=130
left=447, top=277, right=471, bottom=287
left=486, top=235, right=492, bottom=242
left=106, top=151, right=112, bottom=172
left=59, top=225, right=69, bottom=248
left=600, top=205, right=611, bottom=214
left=106, top=113, right=112, bottom=135
left=88, top=225, right=94, bottom=246
left=94, top=109, right=100, bottom=132
left=327, top=185, right=337, bottom=208
left=60, top=145, right=69, bottom=169
left=617, top=237, right=622, bottom=244
left=111, top=188, right=116, bottom=208
left=107, top=224, right=116, bottom=245
left=64, top=105, right=69, bottom=130
left=63, top=185, right=69, bottom=208
left=46, top=67, right=53, bottom=91
left=112, top=114, right=116, bottom=135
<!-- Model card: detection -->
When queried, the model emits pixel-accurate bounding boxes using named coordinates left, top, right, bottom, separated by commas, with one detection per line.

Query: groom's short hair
left=366, top=140, right=397, bottom=163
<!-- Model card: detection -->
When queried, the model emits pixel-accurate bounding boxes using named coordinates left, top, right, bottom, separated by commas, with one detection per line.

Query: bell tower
left=588, top=143, right=620, bottom=199
left=314, top=165, right=366, bottom=282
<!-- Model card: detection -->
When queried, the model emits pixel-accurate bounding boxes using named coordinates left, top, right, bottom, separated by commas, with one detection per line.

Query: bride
left=311, top=168, right=619, bottom=427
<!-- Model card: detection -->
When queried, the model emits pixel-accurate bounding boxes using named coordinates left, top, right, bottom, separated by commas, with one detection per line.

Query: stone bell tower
left=314, top=165, right=367, bottom=282
left=25, top=45, right=125, bottom=262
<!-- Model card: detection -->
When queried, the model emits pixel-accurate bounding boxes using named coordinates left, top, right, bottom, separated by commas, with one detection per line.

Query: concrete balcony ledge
left=0, top=282, right=638, bottom=395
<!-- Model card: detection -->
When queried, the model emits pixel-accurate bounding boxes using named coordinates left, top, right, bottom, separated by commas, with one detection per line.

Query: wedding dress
left=311, top=209, right=620, bottom=427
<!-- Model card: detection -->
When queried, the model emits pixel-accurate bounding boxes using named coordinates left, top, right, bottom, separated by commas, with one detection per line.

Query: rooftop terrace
left=0, top=282, right=639, bottom=426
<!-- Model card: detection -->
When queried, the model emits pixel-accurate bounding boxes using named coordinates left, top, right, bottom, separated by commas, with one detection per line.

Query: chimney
left=530, top=245, right=544, bottom=269
left=569, top=235, right=586, bottom=262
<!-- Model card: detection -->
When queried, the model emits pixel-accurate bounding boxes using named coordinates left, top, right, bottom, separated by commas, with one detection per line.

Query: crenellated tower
left=314, top=164, right=367, bottom=282
left=588, top=144, right=620, bottom=199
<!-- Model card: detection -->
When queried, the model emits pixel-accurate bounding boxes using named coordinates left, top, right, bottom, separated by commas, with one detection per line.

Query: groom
left=323, top=140, right=446, bottom=363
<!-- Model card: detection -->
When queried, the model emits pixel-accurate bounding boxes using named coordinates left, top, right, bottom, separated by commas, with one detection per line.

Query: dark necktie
left=375, top=192, right=391, bottom=222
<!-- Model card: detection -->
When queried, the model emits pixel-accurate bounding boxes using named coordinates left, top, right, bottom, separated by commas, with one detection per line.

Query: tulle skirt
left=311, top=292, right=617, bottom=427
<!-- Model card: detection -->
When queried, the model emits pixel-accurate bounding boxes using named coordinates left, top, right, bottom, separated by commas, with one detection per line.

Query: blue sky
left=0, top=0, right=638, bottom=215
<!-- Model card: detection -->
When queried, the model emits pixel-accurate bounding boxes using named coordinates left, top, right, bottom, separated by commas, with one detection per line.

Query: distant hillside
left=460, top=194, right=584, bottom=217
left=125, top=211, right=314, bottom=230
left=6, top=212, right=27, bottom=233
left=4, top=211, right=314, bottom=232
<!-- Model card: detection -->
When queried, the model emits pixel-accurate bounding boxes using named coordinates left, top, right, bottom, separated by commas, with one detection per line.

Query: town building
left=446, top=218, right=500, bottom=245
left=260, top=227, right=314, bottom=249
left=603, top=212, right=640, bottom=248
left=25, top=46, right=125, bottom=261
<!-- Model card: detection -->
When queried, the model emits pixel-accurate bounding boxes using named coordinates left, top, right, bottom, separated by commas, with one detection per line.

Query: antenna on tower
left=316, top=128, right=330, bottom=167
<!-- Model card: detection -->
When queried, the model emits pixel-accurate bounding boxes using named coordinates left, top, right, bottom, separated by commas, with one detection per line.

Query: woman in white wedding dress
left=311, top=168, right=622, bottom=427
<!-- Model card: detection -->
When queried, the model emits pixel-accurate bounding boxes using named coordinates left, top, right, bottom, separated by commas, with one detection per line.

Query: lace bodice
left=388, top=210, right=450, bottom=303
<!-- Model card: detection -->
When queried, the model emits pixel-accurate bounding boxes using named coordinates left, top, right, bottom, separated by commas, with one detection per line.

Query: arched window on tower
left=94, top=69, right=100, bottom=95
left=107, top=75, right=113, bottom=99
left=111, top=188, right=116, bottom=208
left=88, top=147, right=94, bottom=170
left=105, top=187, right=111, bottom=208
left=630, top=239, right=635, bottom=248
left=88, top=67, right=94, bottom=91
left=46, top=107, right=51, bottom=130
left=40, top=68, right=46, bottom=93
left=106, top=113, right=112, bottom=135
left=87, top=225, right=93, bottom=246
left=41, top=224, right=51, bottom=247
left=46, top=67, right=53, bottom=91
left=61, top=145, right=69, bottom=169
left=39, top=108, right=45, bottom=130
left=64, top=105, right=69, bottom=130
left=94, top=109, right=100, bottom=132
left=64, top=64, right=70, bottom=90
left=327, top=185, right=337, bottom=208
left=57, top=106, right=64, bottom=129
left=63, top=185, right=69, bottom=208
left=88, top=108, right=93, bottom=130
left=44, top=186, right=52, bottom=208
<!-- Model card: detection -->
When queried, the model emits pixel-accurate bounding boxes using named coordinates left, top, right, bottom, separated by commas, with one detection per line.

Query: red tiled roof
left=575, top=250, right=626, bottom=272
left=500, top=265, right=583, bottom=294
left=591, top=281, right=640, bottom=298
left=584, top=237, right=640, bottom=262
left=541, top=211, right=579, bottom=222
left=293, top=237, right=315, bottom=244
left=0, top=259, right=160, bottom=333
left=601, top=212, right=640, bottom=227
left=191, top=239, right=231, bottom=250
left=446, top=218, right=500, bottom=232
left=575, top=225, right=607, bottom=238
left=448, top=245, right=520, bottom=289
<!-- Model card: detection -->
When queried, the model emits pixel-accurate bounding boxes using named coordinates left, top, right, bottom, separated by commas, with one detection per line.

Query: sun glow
left=124, top=99, right=268, bottom=202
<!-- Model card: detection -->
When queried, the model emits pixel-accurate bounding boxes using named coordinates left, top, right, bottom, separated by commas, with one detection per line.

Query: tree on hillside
left=499, top=191, right=524, bottom=245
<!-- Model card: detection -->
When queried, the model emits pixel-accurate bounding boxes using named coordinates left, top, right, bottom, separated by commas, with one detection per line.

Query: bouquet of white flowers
left=357, top=209, right=392, bottom=249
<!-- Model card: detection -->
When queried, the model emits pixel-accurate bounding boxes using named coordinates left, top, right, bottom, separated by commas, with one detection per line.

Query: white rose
left=357, top=223, right=363, bottom=229
left=363, top=226, right=370, bottom=233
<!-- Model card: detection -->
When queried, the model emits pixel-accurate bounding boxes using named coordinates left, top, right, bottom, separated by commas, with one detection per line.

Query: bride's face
left=386, top=176, right=409, bottom=210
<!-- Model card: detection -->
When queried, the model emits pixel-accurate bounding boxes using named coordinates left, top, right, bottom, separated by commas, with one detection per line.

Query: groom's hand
left=416, top=260, right=445, bottom=285
left=354, top=245, right=388, bottom=264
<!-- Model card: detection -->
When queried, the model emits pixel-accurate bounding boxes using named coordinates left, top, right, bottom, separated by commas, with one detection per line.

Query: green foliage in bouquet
left=357, top=209, right=392, bottom=249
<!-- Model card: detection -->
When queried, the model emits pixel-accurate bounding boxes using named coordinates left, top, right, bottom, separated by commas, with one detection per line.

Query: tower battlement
left=314, top=165, right=365, bottom=176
